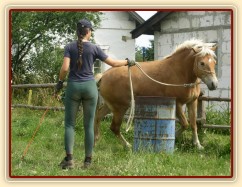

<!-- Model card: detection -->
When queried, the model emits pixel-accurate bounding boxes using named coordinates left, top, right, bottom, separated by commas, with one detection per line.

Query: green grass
left=10, top=108, right=231, bottom=177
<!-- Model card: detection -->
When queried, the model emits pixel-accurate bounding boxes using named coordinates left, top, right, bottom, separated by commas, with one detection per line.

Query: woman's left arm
left=59, top=57, right=70, bottom=81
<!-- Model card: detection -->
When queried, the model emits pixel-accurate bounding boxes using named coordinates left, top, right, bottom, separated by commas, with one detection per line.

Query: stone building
left=131, top=11, right=232, bottom=100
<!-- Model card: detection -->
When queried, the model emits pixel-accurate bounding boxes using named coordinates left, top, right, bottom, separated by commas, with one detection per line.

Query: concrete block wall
left=154, top=11, right=231, bottom=100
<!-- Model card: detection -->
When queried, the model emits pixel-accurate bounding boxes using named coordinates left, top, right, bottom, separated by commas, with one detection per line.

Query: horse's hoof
left=196, top=144, right=204, bottom=150
left=124, top=143, right=132, bottom=150
left=198, top=145, right=204, bottom=150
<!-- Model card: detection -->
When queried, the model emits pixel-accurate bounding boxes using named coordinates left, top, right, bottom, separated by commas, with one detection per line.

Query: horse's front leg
left=176, top=103, right=189, bottom=138
left=187, top=99, right=204, bottom=150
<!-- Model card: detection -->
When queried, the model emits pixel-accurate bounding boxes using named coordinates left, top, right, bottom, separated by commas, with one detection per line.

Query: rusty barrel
left=133, top=96, right=176, bottom=153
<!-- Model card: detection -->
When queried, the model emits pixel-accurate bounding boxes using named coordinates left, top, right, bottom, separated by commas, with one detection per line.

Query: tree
left=145, top=40, right=154, bottom=61
left=11, top=11, right=102, bottom=84
left=25, top=45, right=64, bottom=83
left=135, top=39, right=154, bottom=62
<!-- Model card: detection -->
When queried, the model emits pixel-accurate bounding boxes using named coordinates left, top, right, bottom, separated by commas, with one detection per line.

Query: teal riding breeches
left=64, top=80, right=98, bottom=157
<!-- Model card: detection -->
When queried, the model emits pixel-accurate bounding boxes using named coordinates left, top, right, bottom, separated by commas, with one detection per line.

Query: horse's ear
left=192, top=46, right=202, bottom=53
left=209, top=44, right=217, bottom=51
left=207, top=43, right=217, bottom=51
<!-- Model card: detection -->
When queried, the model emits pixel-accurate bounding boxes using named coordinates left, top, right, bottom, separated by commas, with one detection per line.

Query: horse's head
left=192, top=44, right=218, bottom=90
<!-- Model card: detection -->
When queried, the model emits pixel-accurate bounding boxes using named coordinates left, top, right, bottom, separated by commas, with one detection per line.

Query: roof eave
left=130, top=12, right=171, bottom=39
left=128, top=11, right=145, bottom=25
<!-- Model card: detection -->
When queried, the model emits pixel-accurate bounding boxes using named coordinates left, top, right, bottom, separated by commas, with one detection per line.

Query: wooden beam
left=131, top=12, right=171, bottom=39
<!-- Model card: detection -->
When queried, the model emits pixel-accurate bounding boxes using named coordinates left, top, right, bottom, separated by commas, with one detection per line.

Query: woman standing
left=55, top=19, right=135, bottom=169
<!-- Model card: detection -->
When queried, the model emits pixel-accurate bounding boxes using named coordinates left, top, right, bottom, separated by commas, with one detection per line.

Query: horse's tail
left=95, top=73, right=103, bottom=88
left=95, top=73, right=104, bottom=111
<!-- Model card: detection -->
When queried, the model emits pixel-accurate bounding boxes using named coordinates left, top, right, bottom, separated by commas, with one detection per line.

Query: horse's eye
left=200, top=62, right=205, bottom=66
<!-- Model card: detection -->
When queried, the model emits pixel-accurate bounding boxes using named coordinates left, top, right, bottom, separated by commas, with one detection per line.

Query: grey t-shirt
left=64, top=41, right=108, bottom=82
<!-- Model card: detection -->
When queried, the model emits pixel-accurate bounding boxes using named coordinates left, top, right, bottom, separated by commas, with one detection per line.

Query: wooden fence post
left=27, top=89, right=32, bottom=105
left=197, top=98, right=206, bottom=142
left=197, top=98, right=206, bottom=128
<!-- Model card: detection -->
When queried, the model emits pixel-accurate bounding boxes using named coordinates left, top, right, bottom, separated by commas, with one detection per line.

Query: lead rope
left=21, top=108, right=49, bottom=160
left=125, top=62, right=201, bottom=132
left=135, top=62, right=200, bottom=88
left=126, top=67, right=135, bottom=132
left=21, top=94, right=56, bottom=160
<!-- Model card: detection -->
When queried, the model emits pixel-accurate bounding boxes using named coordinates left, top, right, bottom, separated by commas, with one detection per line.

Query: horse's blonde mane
left=165, top=38, right=216, bottom=59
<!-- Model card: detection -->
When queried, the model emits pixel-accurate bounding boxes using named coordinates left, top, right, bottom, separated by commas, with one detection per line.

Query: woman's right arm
left=104, top=57, right=128, bottom=67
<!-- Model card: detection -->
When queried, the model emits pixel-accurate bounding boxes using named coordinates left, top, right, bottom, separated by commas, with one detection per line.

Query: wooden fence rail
left=198, top=96, right=231, bottom=102
left=11, top=104, right=65, bottom=111
left=11, top=83, right=231, bottom=130
left=197, top=95, right=231, bottom=130
left=11, top=83, right=66, bottom=89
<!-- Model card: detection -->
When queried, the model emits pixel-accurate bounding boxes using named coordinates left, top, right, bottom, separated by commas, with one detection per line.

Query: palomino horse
left=94, top=39, right=218, bottom=150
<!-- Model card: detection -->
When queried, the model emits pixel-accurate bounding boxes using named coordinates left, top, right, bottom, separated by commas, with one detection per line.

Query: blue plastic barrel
left=133, top=96, right=176, bottom=153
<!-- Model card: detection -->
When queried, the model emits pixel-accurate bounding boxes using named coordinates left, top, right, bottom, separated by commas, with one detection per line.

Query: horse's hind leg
left=110, top=110, right=131, bottom=149
left=187, top=100, right=204, bottom=150
left=94, top=103, right=110, bottom=145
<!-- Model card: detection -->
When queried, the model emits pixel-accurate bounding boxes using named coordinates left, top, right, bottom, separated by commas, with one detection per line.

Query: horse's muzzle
left=203, top=75, right=218, bottom=90
left=209, top=81, right=218, bottom=90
